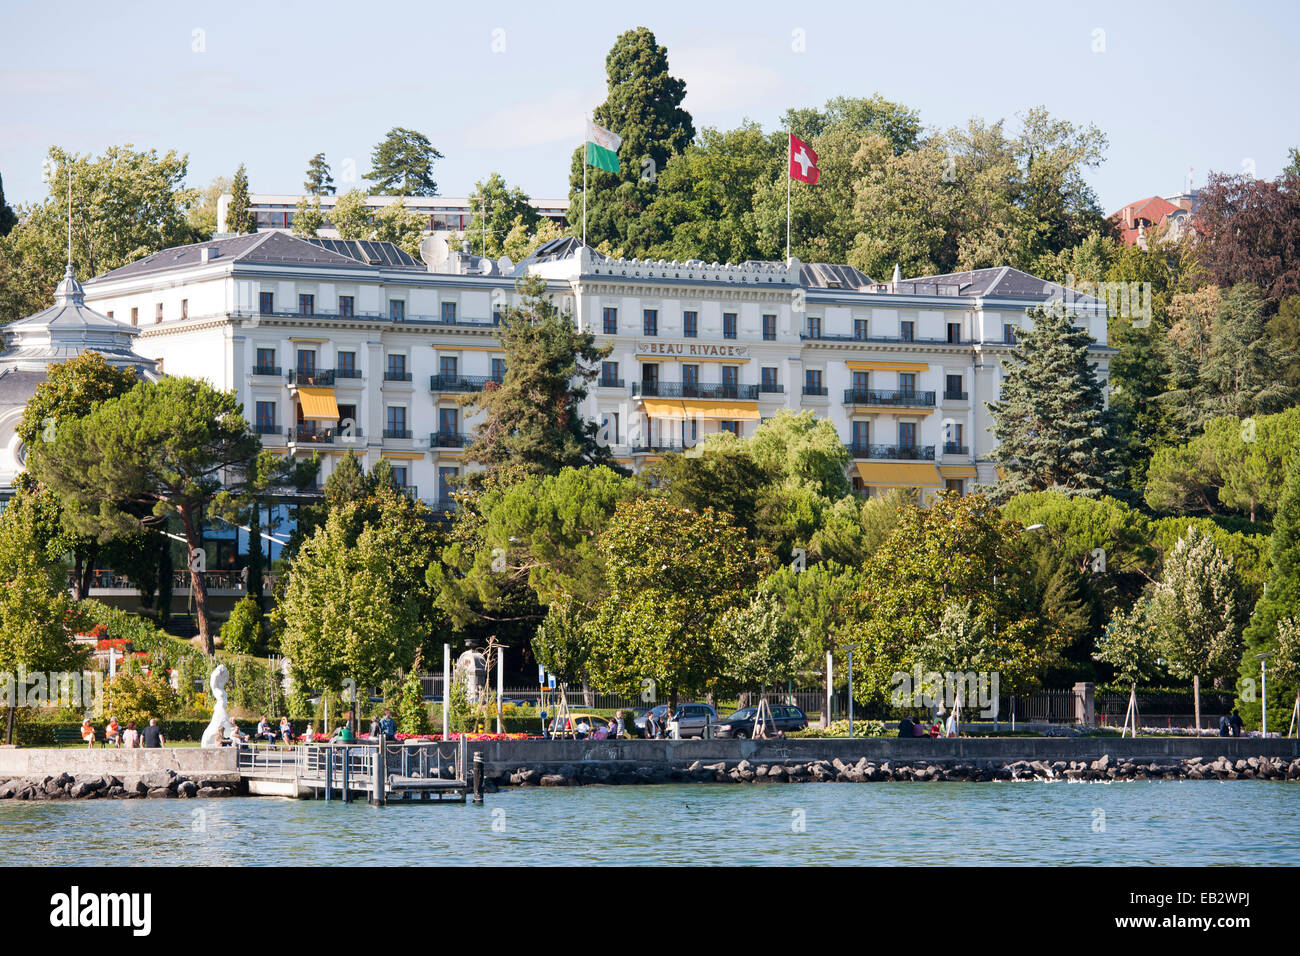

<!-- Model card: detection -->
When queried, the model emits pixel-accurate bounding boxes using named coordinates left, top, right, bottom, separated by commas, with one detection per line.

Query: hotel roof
left=93, top=231, right=381, bottom=281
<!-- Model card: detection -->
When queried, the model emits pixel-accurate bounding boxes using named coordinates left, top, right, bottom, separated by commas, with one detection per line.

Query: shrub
left=220, top=597, right=264, bottom=655
left=105, top=659, right=176, bottom=725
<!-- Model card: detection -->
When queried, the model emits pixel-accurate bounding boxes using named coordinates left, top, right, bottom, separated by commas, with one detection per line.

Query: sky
left=2, top=0, right=1298, bottom=215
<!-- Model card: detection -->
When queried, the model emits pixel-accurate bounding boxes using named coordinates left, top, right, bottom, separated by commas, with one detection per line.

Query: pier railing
left=238, top=737, right=471, bottom=803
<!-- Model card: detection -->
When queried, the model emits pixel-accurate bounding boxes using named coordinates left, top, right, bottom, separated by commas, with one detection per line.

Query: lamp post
left=1258, top=652, right=1273, bottom=736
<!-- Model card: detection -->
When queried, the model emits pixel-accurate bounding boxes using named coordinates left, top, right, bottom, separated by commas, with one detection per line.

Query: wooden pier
left=238, top=737, right=481, bottom=804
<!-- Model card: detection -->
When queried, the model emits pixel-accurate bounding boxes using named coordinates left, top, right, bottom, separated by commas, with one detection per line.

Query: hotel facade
left=75, top=233, right=1112, bottom=508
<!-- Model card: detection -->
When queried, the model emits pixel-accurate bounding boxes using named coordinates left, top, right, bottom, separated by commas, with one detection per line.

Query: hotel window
left=601, top=361, right=619, bottom=386
left=761, top=367, right=779, bottom=392
left=441, top=301, right=457, bottom=323
left=385, top=406, right=408, bottom=437
left=439, top=356, right=458, bottom=380
left=643, top=309, right=658, bottom=336
left=386, top=353, right=408, bottom=380
left=297, top=349, right=316, bottom=375
left=682, top=364, right=699, bottom=393
left=256, top=348, right=276, bottom=374
left=255, top=402, right=276, bottom=433
left=683, top=311, right=698, bottom=338
left=1003, top=324, right=1017, bottom=344
left=603, top=307, right=618, bottom=334
left=899, top=373, right=916, bottom=394
left=181, top=299, right=188, bottom=320
left=392, top=466, right=408, bottom=487
left=338, top=295, right=354, bottom=317
left=259, top=292, right=273, bottom=314
left=807, top=316, right=821, bottom=339
left=945, top=374, right=963, bottom=398
left=130, top=307, right=138, bottom=326
left=641, top=363, right=659, bottom=394
left=337, top=404, right=357, bottom=431
left=438, top=407, right=459, bottom=435
left=491, top=358, right=506, bottom=382
left=851, top=420, right=869, bottom=449
left=107, top=310, right=114, bottom=319
left=804, top=369, right=824, bottom=395
left=762, top=314, right=777, bottom=341
left=947, top=322, right=961, bottom=344
left=945, top=479, right=965, bottom=495
left=155, top=303, right=164, bottom=324
left=900, top=320, right=915, bottom=342
left=719, top=420, right=741, bottom=436
left=721, top=366, right=739, bottom=393
left=946, top=422, right=965, bottom=451
left=854, top=318, right=869, bottom=341
left=299, top=294, right=314, bottom=316
left=851, top=370, right=869, bottom=394
left=337, top=351, right=356, bottom=377
left=898, top=422, right=917, bottom=448
left=389, top=299, right=405, bottom=321
left=723, top=312, right=738, bottom=339
left=438, top=467, right=459, bottom=503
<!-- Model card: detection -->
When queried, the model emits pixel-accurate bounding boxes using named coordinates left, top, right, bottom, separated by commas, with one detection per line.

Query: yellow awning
left=939, top=465, right=978, bottom=479
left=297, top=387, right=339, bottom=421
left=855, top=461, right=943, bottom=488
left=641, top=398, right=761, bottom=421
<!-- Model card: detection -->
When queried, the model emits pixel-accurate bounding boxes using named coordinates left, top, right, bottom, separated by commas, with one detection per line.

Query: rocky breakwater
left=491, top=753, right=1300, bottom=787
left=0, top=769, right=240, bottom=800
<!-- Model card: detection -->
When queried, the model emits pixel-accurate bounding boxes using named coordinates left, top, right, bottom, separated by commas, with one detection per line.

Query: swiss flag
left=789, top=133, right=819, bottom=184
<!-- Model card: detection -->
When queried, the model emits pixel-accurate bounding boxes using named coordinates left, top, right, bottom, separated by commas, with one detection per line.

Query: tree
left=782, top=95, right=922, bottom=154
left=586, top=498, right=766, bottom=708
left=104, top=658, right=175, bottom=727
left=0, top=171, right=18, bottom=237
left=466, top=173, right=539, bottom=259
left=759, top=560, right=863, bottom=692
left=568, top=27, right=694, bottom=254
left=719, top=588, right=799, bottom=692
left=0, top=145, right=196, bottom=323
left=1194, top=168, right=1300, bottom=302
left=227, top=164, right=254, bottom=235
left=1151, top=526, right=1248, bottom=730
left=808, top=490, right=913, bottom=567
left=330, top=188, right=371, bottom=240
left=1237, top=466, right=1300, bottom=728
left=1267, top=296, right=1300, bottom=390
left=988, top=303, right=1118, bottom=498
left=1195, top=284, right=1295, bottom=423
left=291, top=196, right=324, bottom=237
left=1094, top=597, right=1166, bottom=687
left=0, top=489, right=90, bottom=743
left=365, top=127, right=442, bottom=196
left=500, top=217, right=565, bottom=265
left=464, top=274, right=615, bottom=481
left=28, top=377, right=260, bottom=655
left=185, top=175, right=232, bottom=240
left=304, top=152, right=335, bottom=195
left=370, top=199, right=426, bottom=255
left=220, top=596, right=264, bottom=655
left=398, top=650, right=432, bottom=735
left=18, top=352, right=142, bottom=599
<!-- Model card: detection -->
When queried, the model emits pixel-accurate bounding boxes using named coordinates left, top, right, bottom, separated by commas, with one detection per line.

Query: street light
left=1257, top=652, right=1274, bottom=736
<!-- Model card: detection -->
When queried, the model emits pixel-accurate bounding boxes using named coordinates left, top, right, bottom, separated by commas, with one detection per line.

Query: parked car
left=633, top=703, right=719, bottom=738
left=713, top=704, right=808, bottom=738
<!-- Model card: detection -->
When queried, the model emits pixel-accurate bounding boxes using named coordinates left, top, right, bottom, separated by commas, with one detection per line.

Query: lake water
left=3, top=781, right=1297, bottom=866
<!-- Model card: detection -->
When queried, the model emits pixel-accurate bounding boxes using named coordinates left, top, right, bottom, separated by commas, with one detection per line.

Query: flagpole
left=786, top=130, right=791, bottom=263
left=583, top=152, right=588, bottom=247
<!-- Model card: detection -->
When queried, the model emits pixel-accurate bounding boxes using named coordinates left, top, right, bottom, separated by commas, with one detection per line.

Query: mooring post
left=342, top=745, right=351, bottom=803
left=472, top=751, right=484, bottom=803
left=375, top=736, right=387, bottom=806
left=324, top=745, right=332, bottom=802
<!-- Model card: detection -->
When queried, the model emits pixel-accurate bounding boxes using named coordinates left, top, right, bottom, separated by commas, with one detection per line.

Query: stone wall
left=0, top=747, right=237, bottom=779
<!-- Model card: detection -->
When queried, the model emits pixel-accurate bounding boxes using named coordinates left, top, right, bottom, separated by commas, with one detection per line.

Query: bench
left=53, top=727, right=89, bottom=747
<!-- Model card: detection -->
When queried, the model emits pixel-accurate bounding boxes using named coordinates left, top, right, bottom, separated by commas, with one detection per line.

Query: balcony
left=845, top=443, right=936, bottom=460
left=397, top=485, right=419, bottom=501
left=251, top=365, right=281, bottom=377
left=943, top=443, right=969, bottom=456
left=843, top=388, right=936, bottom=408
left=287, top=423, right=363, bottom=444
left=802, top=385, right=829, bottom=397
left=597, top=377, right=625, bottom=389
left=255, top=422, right=281, bottom=436
left=335, top=367, right=363, bottom=380
left=943, top=390, right=969, bottom=401
left=382, top=428, right=413, bottom=440
left=288, top=368, right=335, bottom=387
left=631, top=382, right=759, bottom=400
left=383, top=370, right=414, bottom=382
left=759, top=382, right=785, bottom=394
left=631, top=443, right=688, bottom=454
left=429, top=431, right=472, bottom=448
left=430, top=374, right=503, bottom=392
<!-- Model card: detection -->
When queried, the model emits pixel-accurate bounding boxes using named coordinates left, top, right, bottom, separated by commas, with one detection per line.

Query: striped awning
left=297, top=387, right=339, bottom=421
left=938, top=465, right=978, bottom=479
left=641, top=398, right=761, bottom=421
left=855, top=461, right=943, bottom=488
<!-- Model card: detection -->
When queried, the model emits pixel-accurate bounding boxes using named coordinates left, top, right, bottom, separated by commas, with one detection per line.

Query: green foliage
left=304, top=152, right=335, bottom=195
left=220, top=597, right=264, bottom=655
left=227, top=164, right=253, bottom=234
left=105, top=658, right=175, bottom=726
left=0, top=172, right=17, bottom=237
left=988, top=304, right=1118, bottom=498
left=330, top=189, right=371, bottom=239
left=1094, top=598, right=1166, bottom=686
left=398, top=652, right=432, bottom=735
left=365, top=127, right=443, bottom=196
left=291, top=196, right=324, bottom=237
left=370, top=199, right=426, bottom=256
left=466, top=173, right=540, bottom=259
left=719, top=588, right=799, bottom=689
left=759, top=561, right=863, bottom=678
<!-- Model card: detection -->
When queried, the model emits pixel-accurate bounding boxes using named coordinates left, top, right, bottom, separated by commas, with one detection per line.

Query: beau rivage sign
left=635, top=341, right=751, bottom=360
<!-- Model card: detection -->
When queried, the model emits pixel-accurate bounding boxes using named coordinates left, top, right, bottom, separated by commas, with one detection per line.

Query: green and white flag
left=585, top=120, right=621, bottom=173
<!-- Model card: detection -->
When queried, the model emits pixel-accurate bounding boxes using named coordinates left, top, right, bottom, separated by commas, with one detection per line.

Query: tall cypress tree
left=988, top=304, right=1118, bottom=499
left=568, top=27, right=694, bottom=254
left=1237, top=465, right=1300, bottom=728
left=227, top=164, right=254, bottom=234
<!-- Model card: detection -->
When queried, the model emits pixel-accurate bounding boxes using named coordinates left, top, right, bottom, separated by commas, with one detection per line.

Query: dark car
left=633, top=703, right=718, bottom=738
left=713, top=704, right=808, bottom=738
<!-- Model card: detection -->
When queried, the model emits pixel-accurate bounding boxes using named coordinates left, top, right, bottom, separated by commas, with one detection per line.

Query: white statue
left=200, top=664, right=237, bottom=748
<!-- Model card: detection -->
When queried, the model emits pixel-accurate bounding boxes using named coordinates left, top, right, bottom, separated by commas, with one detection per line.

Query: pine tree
left=567, top=27, right=694, bottom=254
left=365, top=128, right=442, bottom=196
left=0, top=171, right=17, bottom=237
left=227, top=164, right=254, bottom=234
left=304, top=152, right=335, bottom=195
left=1237, top=466, right=1300, bottom=728
left=1196, top=283, right=1295, bottom=422
left=463, top=275, right=617, bottom=482
left=988, top=303, right=1118, bottom=498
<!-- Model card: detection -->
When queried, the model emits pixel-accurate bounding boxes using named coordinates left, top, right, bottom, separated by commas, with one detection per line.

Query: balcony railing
left=383, top=370, right=414, bottom=382
left=335, top=367, right=363, bottom=380
left=429, top=431, right=472, bottom=448
left=631, top=382, right=759, bottom=400
left=802, top=385, right=829, bottom=396
left=396, top=485, right=418, bottom=500
left=631, top=443, right=688, bottom=454
left=943, top=390, right=969, bottom=401
left=943, top=443, right=969, bottom=455
left=845, top=443, right=936, bottom=460
left=382, top=428, right=413, bottom=440
left=255, top=422, right=281, bottom=436
left=288, top=368, right=335, bottom=387
left=430, top=374, right=503, bottom=392
left=234, top=308, right=500, bottom=329
left=287, top=424, right=363, bottom=444
left=251, top=365, right=281, bottom=377
left=597, top=377, right=625, bottom=389
left=843, top=388, right=936, bottom=407
left=758, top=383, right=785, bottom=394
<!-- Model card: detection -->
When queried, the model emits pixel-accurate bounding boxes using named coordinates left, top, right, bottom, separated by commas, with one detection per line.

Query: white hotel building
left=76, top=233, right=1111, bottom=508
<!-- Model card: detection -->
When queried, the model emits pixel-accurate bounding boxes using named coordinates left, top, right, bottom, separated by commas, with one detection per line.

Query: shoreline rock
left=0, top=770, right=239, bottom=800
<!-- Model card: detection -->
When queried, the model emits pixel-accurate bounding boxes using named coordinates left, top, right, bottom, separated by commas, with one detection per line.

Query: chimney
left=200, top=247, right=210, bottom=264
